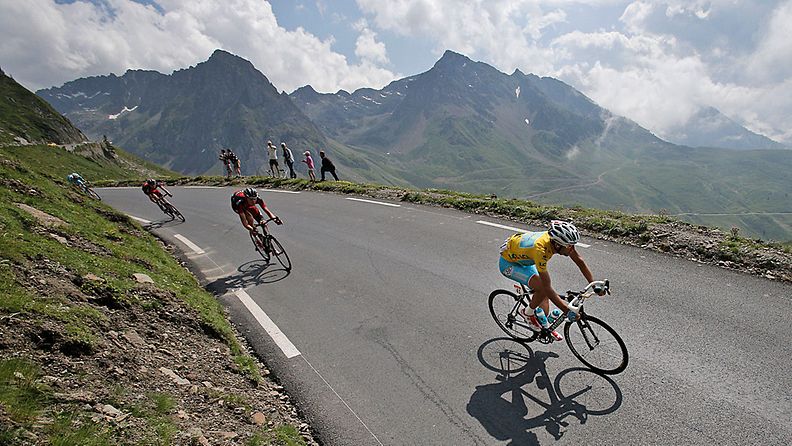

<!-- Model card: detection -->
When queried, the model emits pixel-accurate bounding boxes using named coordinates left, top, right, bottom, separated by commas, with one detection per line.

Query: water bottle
left=534, top=308, right=550, bottom=329
left=548, top=309, right=563, bottom=324
left=566, top=305, right=580, bottom=322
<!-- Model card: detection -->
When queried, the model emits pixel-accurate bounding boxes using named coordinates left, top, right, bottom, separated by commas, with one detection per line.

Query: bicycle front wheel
left=166, top=204, right=185, bottom=222
left=268, top=235, right=291, bottom=270
left=86, top=187, right=102, bottom=200
left=564, top=315, right=628, bottom=375
left=488, top=290, right=537, bottom=342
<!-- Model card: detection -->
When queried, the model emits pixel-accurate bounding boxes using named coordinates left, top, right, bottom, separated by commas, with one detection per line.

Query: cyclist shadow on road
left=143, top=218, right=183, bottom=230
left=467, top=337, right=623, bottom=445
left=206, top=260, right=290, bottom=296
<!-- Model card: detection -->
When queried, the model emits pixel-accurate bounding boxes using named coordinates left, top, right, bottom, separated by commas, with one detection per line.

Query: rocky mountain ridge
left=37, top=50, right=326, bottom=175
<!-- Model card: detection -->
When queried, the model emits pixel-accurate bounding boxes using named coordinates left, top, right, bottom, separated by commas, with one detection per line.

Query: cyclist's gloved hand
left=566, top=305, right=580, bottom=322
left=274, top=217, right=283, bottom=225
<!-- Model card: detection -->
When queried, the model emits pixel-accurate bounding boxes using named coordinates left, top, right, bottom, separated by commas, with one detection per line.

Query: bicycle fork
left=575, top=317, right=601, bottom=351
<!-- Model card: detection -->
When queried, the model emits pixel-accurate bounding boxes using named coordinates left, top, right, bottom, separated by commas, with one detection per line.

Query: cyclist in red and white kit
left=231, top=188, right=281, bottom=236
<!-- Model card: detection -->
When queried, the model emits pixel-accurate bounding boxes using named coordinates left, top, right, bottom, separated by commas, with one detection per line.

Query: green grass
left=0, top=358, right=49, bottom=423
left=246, top=425, right=307, bottom=446
left=148, top=392, right=176, bottom=415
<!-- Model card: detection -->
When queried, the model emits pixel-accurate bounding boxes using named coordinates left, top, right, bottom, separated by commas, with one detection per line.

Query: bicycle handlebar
left=565, top=279, right=610, bottom=302
left=257, top=217, right=282, bottom=226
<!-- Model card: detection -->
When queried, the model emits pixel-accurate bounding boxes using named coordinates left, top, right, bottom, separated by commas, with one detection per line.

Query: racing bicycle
left=153, top=193, right=184, bottom=222
left=488, top=280, right=628, bottom=375
left=250, top=217, right=291, bottom=270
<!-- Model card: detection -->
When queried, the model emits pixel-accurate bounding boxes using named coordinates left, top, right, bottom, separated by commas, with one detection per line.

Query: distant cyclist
left=231, top=188, right=281, bottom=236
left=141, top=178, right=173, bottom=209
left=499, top=220, right=603, bottom=341
left=66, top=172, right=87, bottom=190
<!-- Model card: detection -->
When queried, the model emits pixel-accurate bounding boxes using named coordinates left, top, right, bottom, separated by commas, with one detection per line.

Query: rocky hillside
left=37, top=50, right=327, bottom=175
left=0, top=69, right=86, bottom=146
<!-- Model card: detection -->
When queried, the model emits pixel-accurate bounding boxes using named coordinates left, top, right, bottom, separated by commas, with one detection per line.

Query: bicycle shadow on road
left=206, top=260, right=290, bottom=295
left=467, top=337, right=623, bottom=445
left=143, top=217, right=183, bottom=230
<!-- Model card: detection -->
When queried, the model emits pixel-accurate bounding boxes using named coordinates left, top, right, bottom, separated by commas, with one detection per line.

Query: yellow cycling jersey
left=499, top=231, right=556, bottom=272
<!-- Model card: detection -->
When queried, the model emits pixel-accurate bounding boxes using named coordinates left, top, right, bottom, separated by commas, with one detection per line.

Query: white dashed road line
left=128, top=215, right=151, bottom=224
left=262, top=189, right=301, bottom=194
left=234, top=289, right=301, bottom=358
left=173, top=234, right=206, bottom=255
left=476, top=220, right=590, bottom=248
left=476, top=220, right=526, bottom=232
left=346, top=197, right=401, bottom=207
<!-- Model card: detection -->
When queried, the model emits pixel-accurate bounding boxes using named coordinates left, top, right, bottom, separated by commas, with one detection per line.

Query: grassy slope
left=1, top=144, right=173, bottom=183
left=0, top=145, right=304, bottom=444
left=0, top=71, right=84, bottom=145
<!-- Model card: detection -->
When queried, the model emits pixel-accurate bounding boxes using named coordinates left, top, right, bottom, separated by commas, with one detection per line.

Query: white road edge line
left=173, top=234, right=206, bottom=255
left=476, top=220, right=590, bottom=248
left=128, top=215, right=151, bottom=224
left=346, top=197, right=401, bottom=207
left=262, top=189, right=301, bottom=194
left=184, top=186, right=219, bottom=189
left=234, top=289, right=301, bottom=358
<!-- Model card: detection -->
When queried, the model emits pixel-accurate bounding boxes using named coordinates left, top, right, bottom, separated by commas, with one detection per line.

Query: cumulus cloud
left=356, top=0, right=792, bottom=143
left=0, top=0, right=396, bottom=93
left=353, top=20, right=390, bottom=64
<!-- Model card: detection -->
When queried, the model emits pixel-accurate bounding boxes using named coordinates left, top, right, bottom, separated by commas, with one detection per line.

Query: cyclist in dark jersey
left=231, top=188, right=281, bottom=235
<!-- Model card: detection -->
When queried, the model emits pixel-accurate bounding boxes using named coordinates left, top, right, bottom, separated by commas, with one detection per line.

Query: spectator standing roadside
left=227, top=149, right=242, bottom=177
left=302, top=150, right=316, bottom=182
left=281, top=142, right=297, bottom=179
left=319, top=150, right=339, bottom=181
left=266, top=141, right=281, bottom=177
left=219, top=149, right=232, bottom=178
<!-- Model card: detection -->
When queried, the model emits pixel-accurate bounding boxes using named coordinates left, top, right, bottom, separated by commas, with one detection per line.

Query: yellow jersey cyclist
left=499, top=220, right=603, bottom=341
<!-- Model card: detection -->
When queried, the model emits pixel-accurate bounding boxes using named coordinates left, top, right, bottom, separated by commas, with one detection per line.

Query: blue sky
left=1, top=1, right=791, bottom=144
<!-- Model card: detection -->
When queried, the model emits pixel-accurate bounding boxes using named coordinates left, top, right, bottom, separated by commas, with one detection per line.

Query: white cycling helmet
left=548, top=220, right=580, bottom=246
left=243, top=187, right=258, bottom=198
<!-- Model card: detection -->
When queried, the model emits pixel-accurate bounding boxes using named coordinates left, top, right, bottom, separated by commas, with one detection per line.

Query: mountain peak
left=205, top=49, right=254, bottom=68
left=434, top=50, right=472, bottom=68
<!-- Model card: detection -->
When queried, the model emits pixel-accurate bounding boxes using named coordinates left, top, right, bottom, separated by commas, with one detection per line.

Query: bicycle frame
left=521, top=280, right=609, bottom=344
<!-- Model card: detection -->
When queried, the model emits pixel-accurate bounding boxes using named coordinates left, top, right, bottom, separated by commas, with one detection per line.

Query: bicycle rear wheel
left=267, top=235, right=291, bottom=270
left=564, top=315, right=628, bottom=375
left=250, top=231, right=270, bottom=262
left=488, top=290, right=538, bottom=342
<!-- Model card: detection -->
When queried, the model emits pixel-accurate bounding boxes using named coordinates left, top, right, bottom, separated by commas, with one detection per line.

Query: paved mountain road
left=101, top=186, right=792, bottom=446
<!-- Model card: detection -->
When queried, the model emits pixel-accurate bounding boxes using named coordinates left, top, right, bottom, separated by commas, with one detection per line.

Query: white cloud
left=0, top=0, right=395, bottom=93
left=354, top=21, right=390, bottom=65
left=745, top=1, right=792, bottom=85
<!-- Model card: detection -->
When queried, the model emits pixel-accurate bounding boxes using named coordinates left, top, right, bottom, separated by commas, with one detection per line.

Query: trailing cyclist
left=231, top=188, right=281, bottom=238
left=141, top=178, right=173, bottom=210
left=499, top=220, right=604, bottom=341
left=66, top=172, right=88, bottom=191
